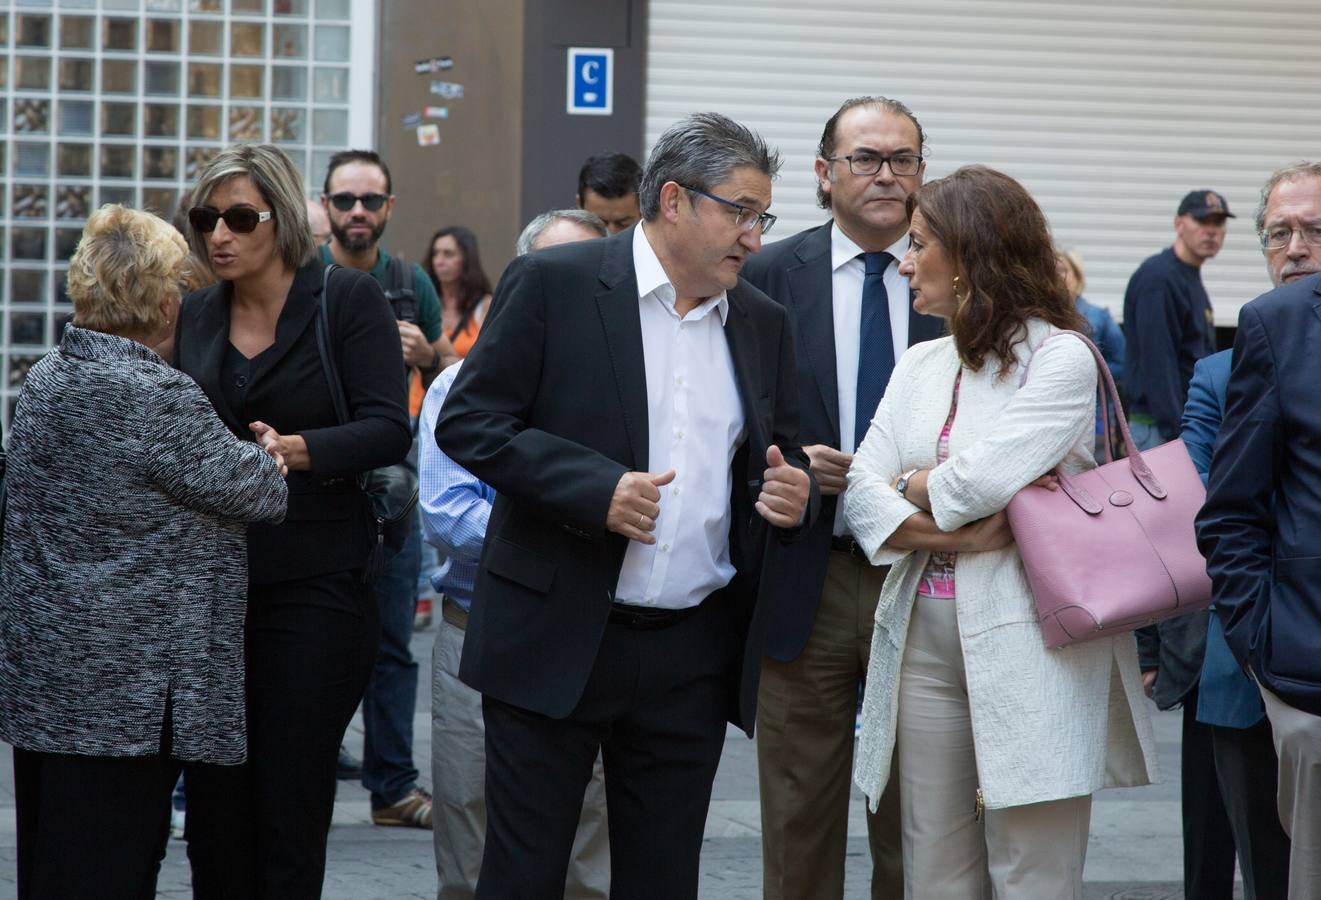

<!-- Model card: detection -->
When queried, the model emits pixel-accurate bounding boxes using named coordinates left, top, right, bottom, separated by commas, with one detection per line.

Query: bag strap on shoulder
left=315, top=262, right=352, bottom=428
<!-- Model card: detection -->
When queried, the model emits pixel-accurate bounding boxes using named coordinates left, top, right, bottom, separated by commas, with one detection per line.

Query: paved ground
left=0, top=621, right=1238, bottom=898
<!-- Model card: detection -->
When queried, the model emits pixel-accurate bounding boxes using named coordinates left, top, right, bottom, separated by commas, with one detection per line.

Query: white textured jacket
left=845, top=320, right=1158, bottom=810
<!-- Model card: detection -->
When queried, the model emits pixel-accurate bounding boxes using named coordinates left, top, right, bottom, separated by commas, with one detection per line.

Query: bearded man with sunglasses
left=740, top=96, right=943, bottom=900
left=318, top=149, right=454, bottom=831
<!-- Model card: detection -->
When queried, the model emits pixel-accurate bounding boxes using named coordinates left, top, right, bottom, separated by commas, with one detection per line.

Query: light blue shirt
left=418, top=360, right=495, bottom=612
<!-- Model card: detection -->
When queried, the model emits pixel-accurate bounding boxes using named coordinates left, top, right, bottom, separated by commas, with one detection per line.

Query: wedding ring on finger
left=637, top=513, right=645, bottom=528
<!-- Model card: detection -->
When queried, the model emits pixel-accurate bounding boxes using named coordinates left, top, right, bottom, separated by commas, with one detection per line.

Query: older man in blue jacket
left=1196, top=161, right=1321, bottom=900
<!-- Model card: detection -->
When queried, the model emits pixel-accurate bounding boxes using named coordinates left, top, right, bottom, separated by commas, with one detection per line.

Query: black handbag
left=314, top=263, right=418, bottom=561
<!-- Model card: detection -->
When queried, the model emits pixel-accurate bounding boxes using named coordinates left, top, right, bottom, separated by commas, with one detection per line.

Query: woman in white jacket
left=845, top=166, right=1158, bottom=897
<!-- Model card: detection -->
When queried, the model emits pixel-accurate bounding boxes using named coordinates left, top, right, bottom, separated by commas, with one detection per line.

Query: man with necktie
left=742, top=96, right=944, bottom=900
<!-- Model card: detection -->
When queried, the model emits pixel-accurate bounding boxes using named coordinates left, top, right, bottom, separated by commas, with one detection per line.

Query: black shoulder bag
left=315, top=263, right=419, bottom=572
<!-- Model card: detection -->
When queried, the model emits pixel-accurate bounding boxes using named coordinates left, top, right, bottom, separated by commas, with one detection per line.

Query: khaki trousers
left=898, top=594, right=1091, bottom=899
left=1259, top=682, right=1321, bottom=900
left=757, top=550, right=903, bottom=900
left=431, top=601, right=610, bottom=899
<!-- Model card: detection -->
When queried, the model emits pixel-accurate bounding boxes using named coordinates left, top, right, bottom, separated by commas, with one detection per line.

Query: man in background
left=576, top=152, right=642, bottom=234
left=321, top=149, right=457, bottom=829
left=1122, top=190, right=1231, bottom=449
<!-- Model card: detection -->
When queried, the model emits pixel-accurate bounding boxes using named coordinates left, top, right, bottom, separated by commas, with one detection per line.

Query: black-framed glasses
left=827, top=152, right=923, bottom=177
left=680, top=185, right=777, bottom=235
left=188, top=205, right=272, bottom=234
left=328, top=191, right=389, bottom=212
left=1260, top=223, right=1321, bottom=251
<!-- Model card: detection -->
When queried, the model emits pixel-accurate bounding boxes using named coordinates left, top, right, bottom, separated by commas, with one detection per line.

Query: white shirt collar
left=634, top=223, right=730, bottom=325
left=830, top=221, right=910, bottom=273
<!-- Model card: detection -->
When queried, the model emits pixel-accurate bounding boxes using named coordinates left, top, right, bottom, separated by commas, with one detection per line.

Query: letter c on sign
left=582, top=60, right=600, bottom=84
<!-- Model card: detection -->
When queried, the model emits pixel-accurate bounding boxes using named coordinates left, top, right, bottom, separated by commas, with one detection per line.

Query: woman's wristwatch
left=895, top=468, right=921, bottom=498
left=422, top=348, right=442, bottom=373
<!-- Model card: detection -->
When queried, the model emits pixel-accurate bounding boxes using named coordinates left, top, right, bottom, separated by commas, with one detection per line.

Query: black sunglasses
left=328, top=192, right=388, bottom=212
left=188, top=205, right=273, bottom=234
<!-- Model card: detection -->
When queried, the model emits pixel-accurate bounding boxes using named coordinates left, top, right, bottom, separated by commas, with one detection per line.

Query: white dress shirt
left=831, top=223, right=911, bottom=536
left=614, top=224, right=746, bottom=610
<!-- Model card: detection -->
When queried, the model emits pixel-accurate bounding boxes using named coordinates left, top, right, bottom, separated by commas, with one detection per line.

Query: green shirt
left=320, top=244, right=442, bottom=343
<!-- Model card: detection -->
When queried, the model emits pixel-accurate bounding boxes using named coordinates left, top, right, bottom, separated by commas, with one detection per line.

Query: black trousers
left=13, top=736, right=251, bottom=898
left=1212, top=718, right=1292, bottom=900
left=1181, top=687, right=1238, bottom=899
left=476, top=597, right=740, bottom=900
left=212, top=569, right=381, bottom=900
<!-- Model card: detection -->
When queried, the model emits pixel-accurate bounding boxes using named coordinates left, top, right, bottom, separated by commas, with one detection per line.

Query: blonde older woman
left=846, top=166, right=1158, bottom=897
left=0, top=205, right=288, bottom=899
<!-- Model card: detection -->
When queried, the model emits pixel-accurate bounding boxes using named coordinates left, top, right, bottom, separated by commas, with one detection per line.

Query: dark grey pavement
left=0, top=621, right=1237, bottom=898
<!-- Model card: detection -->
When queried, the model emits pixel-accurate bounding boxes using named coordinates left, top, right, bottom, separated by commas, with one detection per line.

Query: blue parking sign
left=567, top=47, right=613, bottom=116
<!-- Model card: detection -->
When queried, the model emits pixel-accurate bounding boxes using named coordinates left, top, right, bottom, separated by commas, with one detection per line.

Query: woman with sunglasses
left=176, top=144, right=411, bottom=898
left=422, top=225, right=493, bottom=358
left=0, top=204, right=288, bottom=899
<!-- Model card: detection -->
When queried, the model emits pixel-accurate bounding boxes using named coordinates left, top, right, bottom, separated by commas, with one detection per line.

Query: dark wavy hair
left=907, top=165, right=1085, bottom=377
left=422, top=225, right=492, bottom=339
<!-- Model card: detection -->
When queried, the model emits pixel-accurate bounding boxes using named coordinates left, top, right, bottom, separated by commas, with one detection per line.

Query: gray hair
left=1255, top=161, right=1321, bottom=237
left=187, top=144, right=315, bottom=274
left=638, top=113, right=781, bottom=221
left=516, top=208, right=607, bottom=256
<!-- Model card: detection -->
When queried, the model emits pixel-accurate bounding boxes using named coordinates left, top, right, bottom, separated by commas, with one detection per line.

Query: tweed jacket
left=0, top=327, right=288, bottom=763
left=845, top=320, right=1158, bottom=810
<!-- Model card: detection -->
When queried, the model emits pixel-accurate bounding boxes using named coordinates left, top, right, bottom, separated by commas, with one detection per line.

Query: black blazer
left=1197, top=273, right=1321, bottom=716
left=436, top=227, right=817, bottom=734
left=741, top=222, right=945, bottom=661
left=176, top=260, right=412, bottom=584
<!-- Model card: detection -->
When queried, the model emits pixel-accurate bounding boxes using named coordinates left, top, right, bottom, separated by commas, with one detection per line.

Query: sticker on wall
left=415, top=56, right=454, bottom=74
left=567, top=47, right=613, bottom=116
left=417, top=124, right=441, bottom=146
left=401, top=112, right=422, bottom=128
left=424, top=106, right=449, bottom=119
left=429, top=81, right=465, bottom=99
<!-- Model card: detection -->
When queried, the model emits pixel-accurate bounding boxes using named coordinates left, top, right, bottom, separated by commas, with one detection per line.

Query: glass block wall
left=0, top=0, right=370, bottom=426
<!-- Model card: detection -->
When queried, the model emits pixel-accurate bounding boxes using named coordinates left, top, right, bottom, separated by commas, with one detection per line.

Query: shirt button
left=676, top=375, right=684, bottom=386
left=661, top=543, right=670, bottom=552
left=674, top=430, right=684, bottom=440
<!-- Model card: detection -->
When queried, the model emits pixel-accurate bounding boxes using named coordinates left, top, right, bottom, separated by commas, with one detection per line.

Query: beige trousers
left=897, top=594, right=1091, bottom=899
left=430, top=601, right=610, bottom=899
left=757, top=550, right=903, bottom=900
left=1259, top=682, right=1321, bottom=900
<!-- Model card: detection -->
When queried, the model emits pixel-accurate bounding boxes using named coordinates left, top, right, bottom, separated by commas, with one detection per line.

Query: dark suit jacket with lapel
left=176, top=260, right=412, bottom=584
left=741, top=221, right=945, bottom=661
left=435, top=226, right=817, bottom=735
left=1197, top=273, right=1321, bottom=717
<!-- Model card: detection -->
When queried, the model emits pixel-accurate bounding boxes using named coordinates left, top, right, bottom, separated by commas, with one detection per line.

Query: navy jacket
left=741, top=222, right=944, bottom=661
left=1196, top=273, right=1321, bottom=716
left=1122, top=247, right=1216, bottom=438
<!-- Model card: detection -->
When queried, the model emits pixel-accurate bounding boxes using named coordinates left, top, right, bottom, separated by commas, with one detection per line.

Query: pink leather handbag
left=1006, top=332, right=1212, bottom=649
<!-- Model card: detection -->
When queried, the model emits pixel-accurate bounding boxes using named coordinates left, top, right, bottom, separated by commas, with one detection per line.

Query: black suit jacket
left=1197, top=273, right=1321, bottom=716
left=176, top=260, right=411, bottom=584
left=741, top=222, right=945, bottom=661
left=436, top=227, right=817, bottom=734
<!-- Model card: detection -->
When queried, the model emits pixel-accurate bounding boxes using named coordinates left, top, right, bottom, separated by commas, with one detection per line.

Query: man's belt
left=829, top=534, right=870, bottom=561
left=608, top=601, right=701, bottom=631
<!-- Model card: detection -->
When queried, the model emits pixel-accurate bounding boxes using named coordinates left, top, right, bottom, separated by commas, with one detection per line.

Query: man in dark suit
left=436, top=113, right=815, bottom=900
left=741, top=96, right=943, bottom=900
left=1197, top=189, right=1321, bottom=897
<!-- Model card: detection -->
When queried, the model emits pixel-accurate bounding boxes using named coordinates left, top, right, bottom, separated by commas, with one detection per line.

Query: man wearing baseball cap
left=1125, top=188, right=1235, bottom=895
left=1122, top=189, right=1233, bottom=450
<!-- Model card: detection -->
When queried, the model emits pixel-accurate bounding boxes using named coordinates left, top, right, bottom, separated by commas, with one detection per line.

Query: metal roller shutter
left=645, top=0, right=1321, bottom=323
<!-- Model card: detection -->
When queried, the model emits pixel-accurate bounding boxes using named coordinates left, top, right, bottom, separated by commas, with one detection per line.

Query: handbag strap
left=314, top=262, right=352, bottom=428
left=1022, top=329, right=1168, bottom=502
